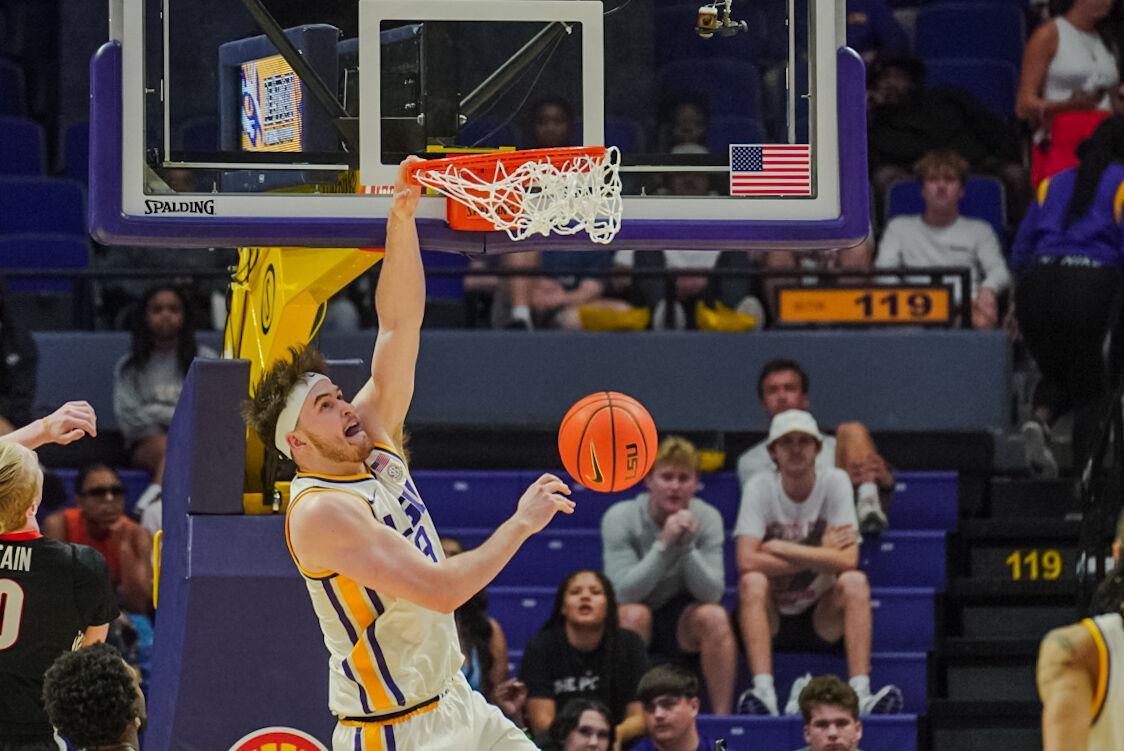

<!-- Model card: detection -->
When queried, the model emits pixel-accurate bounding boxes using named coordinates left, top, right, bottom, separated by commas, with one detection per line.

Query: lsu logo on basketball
left=624, top=442, right=639, bottom=477
left=228, top=726, right=328, bottom=751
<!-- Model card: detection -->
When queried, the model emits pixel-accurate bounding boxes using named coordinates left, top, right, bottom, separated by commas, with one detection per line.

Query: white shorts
left=331, top=673, right=535, bottom=751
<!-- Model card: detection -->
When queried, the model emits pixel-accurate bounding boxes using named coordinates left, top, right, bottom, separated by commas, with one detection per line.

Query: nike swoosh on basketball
left=588, top=444, right=604, bottom=484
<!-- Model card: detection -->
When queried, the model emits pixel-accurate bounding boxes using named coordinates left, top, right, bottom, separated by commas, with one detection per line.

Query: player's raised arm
left=352, top=156, right=425, bottom=449
left=1037, top=623, right=1098, bottom=751
left=4, top=400, right=97, bottom=449
left=289, top=473, right=575, bottom=613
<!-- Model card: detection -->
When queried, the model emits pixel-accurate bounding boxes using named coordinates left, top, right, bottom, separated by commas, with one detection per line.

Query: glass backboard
left=91, top=0, right=867, bottom=251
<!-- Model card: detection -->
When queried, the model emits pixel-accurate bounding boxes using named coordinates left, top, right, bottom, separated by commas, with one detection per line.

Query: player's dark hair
left=123, top=284, right=198, bottom=376
left=540, top=569, right=625, bottom=721
left=637, top=663, right=700, bottom=704
left=42, top=643, right=138, bottom=748
left=757, top=358, right=809, bottom=400
left=75, top=463, right=120, bottom=495
left=1092, top=566, right=1124, bottom=617
left=241, top=346, right=330, bottom=453
left=798, top=674, right=860, bottom=724
left=543, top=568, right=620, bottom=633
left=544, top=698, right=616, bottom=751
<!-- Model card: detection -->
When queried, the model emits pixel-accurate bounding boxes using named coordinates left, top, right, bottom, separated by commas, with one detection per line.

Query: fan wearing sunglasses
left=43, top=464, right=153, bottom=615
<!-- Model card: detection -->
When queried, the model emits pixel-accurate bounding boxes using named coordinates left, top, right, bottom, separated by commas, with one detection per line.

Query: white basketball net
left=411, top=146, right=623, bottom=244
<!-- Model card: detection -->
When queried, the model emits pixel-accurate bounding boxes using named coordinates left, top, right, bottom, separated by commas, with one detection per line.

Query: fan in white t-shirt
left=733, top=410, right=902, bottom=720
left=875, top=150, right=1010, bottom=329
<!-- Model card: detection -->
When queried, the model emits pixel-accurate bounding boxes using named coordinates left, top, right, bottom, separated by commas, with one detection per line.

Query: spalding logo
left=228, top=727, right=328, bottom=751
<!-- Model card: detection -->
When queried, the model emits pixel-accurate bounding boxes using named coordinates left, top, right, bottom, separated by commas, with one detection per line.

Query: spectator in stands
left=0, top=279, right=37, bottom=435
left=629, top=664, right=718, bottom=751
left=441, top=536, right=528, bottom=724
left=657, top=96, right=709, bottom=153
left=544, top=699, right=614, bottom=751
left=601, top=436, right=736, bottom=714
left=793, top=675, right=864, bottom=751
left=42, top=643, right=146, bottom=751
left=43, top=463, right=153, bottom=615
left=113, top=284, right=217, bottom=524
left=0, top=439, right=119, bottom=751
left=1010, top=115, right=1124, bottom=476
left=519, top=569, right=648, bottom=746
left=734, top=410, right=902, bottom=717
left=845, top=0, right=910, bottom=64
left=738, top=359, right=895, bottom=534
left=875, top=150, right=1011, bottom=329
left=1017, top=0, right=1122, bottom=187
left=867, top=55, right=1027, bottom=219
left=1113, top=506, right=1123, bottom=565
left=499, top=98, right=581, bottom=330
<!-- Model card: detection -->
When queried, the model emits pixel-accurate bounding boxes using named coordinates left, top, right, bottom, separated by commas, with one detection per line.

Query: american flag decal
left=729, top=144, right=812, bottom=196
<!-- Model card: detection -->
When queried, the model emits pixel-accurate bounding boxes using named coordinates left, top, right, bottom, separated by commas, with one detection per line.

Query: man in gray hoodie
left=601, top=436, right=736, bottom=714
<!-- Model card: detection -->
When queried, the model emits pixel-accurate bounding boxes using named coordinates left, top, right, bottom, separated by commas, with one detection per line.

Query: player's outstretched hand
left=42, top=401, right=97, bottom=445
left=391, top=155, right=423, bottom=221
left=515, top=473, right=574, bottom=535
left=492, top=678, right=528, bottom=721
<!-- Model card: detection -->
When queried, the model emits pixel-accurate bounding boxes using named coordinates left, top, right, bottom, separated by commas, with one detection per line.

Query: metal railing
left=0, top=264, right=975, bottom=330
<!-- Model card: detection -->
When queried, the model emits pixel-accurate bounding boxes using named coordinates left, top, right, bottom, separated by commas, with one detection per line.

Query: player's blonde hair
left=653, top=435, right=699, bottom=472
left=0, top=442, right=42, bottom=533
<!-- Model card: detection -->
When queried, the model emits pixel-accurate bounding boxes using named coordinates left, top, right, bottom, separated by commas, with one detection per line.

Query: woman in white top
left=1018, top=0, right=1122, bottom=184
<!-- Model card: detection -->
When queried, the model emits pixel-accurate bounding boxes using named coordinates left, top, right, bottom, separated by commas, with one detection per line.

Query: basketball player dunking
left=243, top=157, right=575, bottom=751
left=1037, top=568, right=1124, bottom=751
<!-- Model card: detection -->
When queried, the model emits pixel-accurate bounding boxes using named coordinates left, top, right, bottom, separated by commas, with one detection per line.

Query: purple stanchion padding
left=91, top=41, right=869, bottom=251
left=490, top=586, right=934, bottom=655
left=695, top=715, right=918, bottom=751
left=412, top=470, right=959, bottom=532
left=147, top=359, right=334, bottom=750
left=446, top=527, right=945, bottom=591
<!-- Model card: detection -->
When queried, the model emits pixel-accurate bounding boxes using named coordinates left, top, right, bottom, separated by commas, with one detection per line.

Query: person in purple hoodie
left=1010, top=115, right=1124, bottom=476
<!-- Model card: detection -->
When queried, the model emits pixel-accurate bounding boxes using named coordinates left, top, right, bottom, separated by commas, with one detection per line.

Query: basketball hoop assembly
left=406, top=146, right=623, bottom=244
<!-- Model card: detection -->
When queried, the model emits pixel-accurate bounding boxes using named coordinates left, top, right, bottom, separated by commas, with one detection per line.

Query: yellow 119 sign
left=777, top=286, right=953, bottom=325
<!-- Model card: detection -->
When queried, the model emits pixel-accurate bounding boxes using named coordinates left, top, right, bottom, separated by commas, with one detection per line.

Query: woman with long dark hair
left=544, top=699, right=614, bottom=751
left=1011, top=114, right=1124, bottom=474
left=519, top=569, right=647, bottom=746
left=112, top=285, right=216, bottom=522
left=1018, top=0, right=1124, bottom=186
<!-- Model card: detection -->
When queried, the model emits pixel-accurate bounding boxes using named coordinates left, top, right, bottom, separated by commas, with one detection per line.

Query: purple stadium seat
left=926, top=58, right=1018, bottom=116
left=885, top=176, right=1006, bottom=243
left=489, top=586, right=934, bottom=653
left=0, top=115, right=44, bottom=175
left=656, top=58, right=762, bottom=119
left=915, top=3, right=1025, bottom=70
left=447, top=527, right=945, bottom=590
left=0, top=177, right=85, bottom=236
left=0, top=233, right=90, bottom=293
left=695, top=715, right=917, bottom=751
left=63, top=121, right=90, bottom=183
left=0, top=58, right=26, bottom=116
left=414, top=469, right=959, bottom=531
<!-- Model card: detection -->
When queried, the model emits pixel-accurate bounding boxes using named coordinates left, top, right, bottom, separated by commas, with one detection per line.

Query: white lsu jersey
left=1086, top=612, right=1124, bottom=751
left=285, top=442, right=463, bottom=720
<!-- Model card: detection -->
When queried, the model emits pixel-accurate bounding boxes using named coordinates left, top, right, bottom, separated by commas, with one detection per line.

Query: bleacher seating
left=0, top=177, right=85, bottom=235
left=915, top=3, right=1025, bottom=70
left=0, top=115, right=45, bottom=175
left=657, top=58, right=763, bottom=119
left=414, top=469, right=959, bottom=531
left=0, top=57, right=26, bottom=115
left=696, top=715, right=917, bottom=751
left=926, top=58, right=1018, bottom=116
left=62, top=121, right=89, bottom=183
left=0, top=233, right=90, bottom=292
left=708, top=114, right=767, bottom=155
left=885, top=176, right=1007, bottom=242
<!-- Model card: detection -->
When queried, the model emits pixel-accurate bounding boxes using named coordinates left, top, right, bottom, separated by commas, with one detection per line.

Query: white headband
left=274, top=373, right=330, bottom=459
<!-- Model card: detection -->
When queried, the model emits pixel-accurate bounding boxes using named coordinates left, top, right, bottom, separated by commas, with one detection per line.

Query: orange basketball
left=558, top=391, right=659, bottom=492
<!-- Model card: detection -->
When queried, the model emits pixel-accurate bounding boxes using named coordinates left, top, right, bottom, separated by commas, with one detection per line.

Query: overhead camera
left=696, top=1, right=748, bottom=38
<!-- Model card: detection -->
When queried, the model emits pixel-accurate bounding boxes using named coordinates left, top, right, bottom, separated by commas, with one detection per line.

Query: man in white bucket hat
left=733, top=410, right=902, bottom=719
